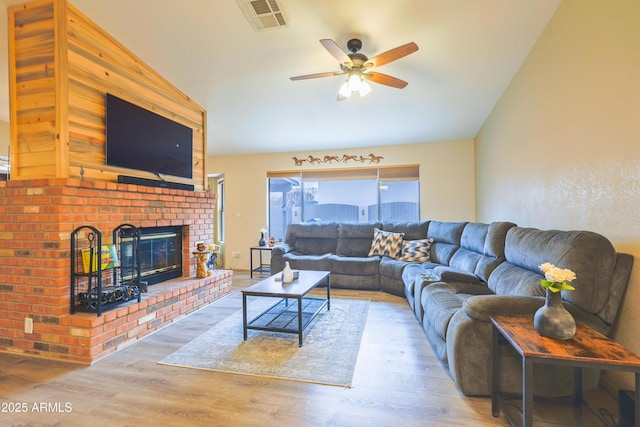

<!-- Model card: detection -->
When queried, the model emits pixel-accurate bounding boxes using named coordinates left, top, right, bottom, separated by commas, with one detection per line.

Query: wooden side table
left=250, top=246, right=273, bottom=278
left=490, top=315, right=640, bottom=427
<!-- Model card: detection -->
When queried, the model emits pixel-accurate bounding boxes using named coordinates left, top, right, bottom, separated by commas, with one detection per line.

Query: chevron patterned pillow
left=399, top=238, right=434, bottom=262
left=368, top=228, right=405, bottom=259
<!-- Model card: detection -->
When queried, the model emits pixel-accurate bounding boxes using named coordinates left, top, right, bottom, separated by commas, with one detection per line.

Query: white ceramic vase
left=282, top=261, right=294, bottom=283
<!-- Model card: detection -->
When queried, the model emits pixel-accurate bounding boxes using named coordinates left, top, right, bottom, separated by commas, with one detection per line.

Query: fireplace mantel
left=0, top=178, right=232, bottom=363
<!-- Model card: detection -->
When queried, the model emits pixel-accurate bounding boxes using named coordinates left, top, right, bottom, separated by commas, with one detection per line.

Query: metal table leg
left=297, top=296, right=303, bottom=347
left=326, top=275, right=331, bottom=310
left=573, top=366, right=583, bottom=403
left=523, top=357, right=533, bottom=427
left=636, top=373, right=640, bottom=427
left=242, top=293, right=248, bottom=340
left=250, top=249, right=254, bottom=278
left=491, top=324, right=500, bottom=418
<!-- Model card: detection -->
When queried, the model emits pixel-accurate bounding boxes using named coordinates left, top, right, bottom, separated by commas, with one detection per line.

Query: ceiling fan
left=290, top=38, right=419, bottom=101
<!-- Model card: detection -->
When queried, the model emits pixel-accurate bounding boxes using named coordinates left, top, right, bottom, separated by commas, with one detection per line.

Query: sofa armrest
left=433, top=266, right=482, bottom=284
left=272, top=243, right=292, bottom=256
left=463, top=295, right=545, bottom=322
left=270, top=244, right=292, bottom=274
left=463, top=294, right=611, bottom=336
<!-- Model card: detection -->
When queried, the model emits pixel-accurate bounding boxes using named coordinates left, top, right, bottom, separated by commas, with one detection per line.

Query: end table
left=490, top=315, right=640, bottom=427
left=250, top=246, right=273, bottom=278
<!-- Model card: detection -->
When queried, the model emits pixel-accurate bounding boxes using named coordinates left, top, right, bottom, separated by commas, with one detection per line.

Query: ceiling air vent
left=237, top=0, right=288, bottom=31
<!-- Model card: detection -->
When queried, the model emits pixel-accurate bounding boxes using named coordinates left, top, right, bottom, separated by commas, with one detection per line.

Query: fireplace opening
left=122, top=226, right=183, bottom=286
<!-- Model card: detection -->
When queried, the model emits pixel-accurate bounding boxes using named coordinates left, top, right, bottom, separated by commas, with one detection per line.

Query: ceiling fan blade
left=320, top=39, right=353, bottom=67
left=365, top=72, right=409, bottom=89
left=290, top=71, right=345, bottom=81
left=365, top=42, right=418, bottom=68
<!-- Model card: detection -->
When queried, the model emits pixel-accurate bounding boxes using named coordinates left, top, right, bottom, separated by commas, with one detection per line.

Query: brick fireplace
left=0, top=178, right=232, bottom=363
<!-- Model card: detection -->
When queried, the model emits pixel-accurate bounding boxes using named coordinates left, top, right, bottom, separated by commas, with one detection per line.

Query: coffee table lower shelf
left=243, top=297, right=328, bottom=346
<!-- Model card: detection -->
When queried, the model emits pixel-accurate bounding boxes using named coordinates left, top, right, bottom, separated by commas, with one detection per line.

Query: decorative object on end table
left=206, top=244, right=218, bottom=271
left=534, top=263, right=577, bottom=340
left=193, top=243, right=210, bottom=278
left=258, top=228, right=268, bottom=246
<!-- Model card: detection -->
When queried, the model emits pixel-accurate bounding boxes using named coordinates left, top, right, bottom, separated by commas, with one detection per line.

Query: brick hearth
left=0, top=178, right=232, bottom=363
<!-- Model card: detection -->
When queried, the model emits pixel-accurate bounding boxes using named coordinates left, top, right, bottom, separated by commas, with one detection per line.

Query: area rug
left=159, top=297, right=370, bottom=387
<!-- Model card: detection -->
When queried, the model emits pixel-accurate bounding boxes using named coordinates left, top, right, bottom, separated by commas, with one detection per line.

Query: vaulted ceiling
left=0, top=0, right=561, bottom=156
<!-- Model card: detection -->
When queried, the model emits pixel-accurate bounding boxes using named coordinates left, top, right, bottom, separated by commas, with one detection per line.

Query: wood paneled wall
left=8, top=0, right=207, bottom=190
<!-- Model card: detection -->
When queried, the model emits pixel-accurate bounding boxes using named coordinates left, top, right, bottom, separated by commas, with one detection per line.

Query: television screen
left=106, top=93, right=193, bottom=179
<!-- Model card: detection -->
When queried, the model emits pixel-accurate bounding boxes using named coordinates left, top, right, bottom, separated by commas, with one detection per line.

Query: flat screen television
left=105, top=93, right=193, bottom=179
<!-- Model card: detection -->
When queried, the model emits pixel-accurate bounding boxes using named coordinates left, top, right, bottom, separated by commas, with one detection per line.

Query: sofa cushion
left=443, top=222, right=516, bottom=283
left=293, top=238, right=337, bottom=255
left=331, top=273, right=380, bottom=290
left=380, top=256, right=413, bottom=280
left=402, top=263, right=425, bottom=295
left=422, top=282, right=494, bottom=341
left=427, top=221, right=468, bottom=265
left=474, top=221, right=516, bottom=281
left=282, top=252, right=332, bottom=271
left=286, top=222, right=338, bottom=240
left=336, top=222, right=381, bottom=257
left=487, top=262, right=545, bottom=298
left=338, top=222, right=382, bottom=238
left=380, top=275, right=405, bottom=297
left=422, top=283, right=468, bottom=342
left=399, top=238, right=434, bottom=262
left=382, top=220, right=429, bottom=240
left=432, top=266, right=482, bottom=284
left=368, top=228, right=404, bottom=258
left=402, top=263, right=443, bottom=291
left=447, top=223, right=489, bottom=276
left=285, top=222, right=338, bottom=255
left=329, top=255, right=380, bottom=276
left=493, top=227, right=621, bottom=320
left=484, top=221, right=516, bottom=258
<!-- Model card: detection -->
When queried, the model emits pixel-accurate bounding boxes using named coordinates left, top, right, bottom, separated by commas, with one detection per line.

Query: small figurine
left=194, top=242, right=209, bottom=278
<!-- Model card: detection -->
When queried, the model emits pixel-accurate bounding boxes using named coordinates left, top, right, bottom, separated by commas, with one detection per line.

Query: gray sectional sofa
left=270, top=220, right=634, bottom=397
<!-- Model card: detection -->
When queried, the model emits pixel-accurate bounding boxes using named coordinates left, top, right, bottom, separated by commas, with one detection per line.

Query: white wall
left=476, top=0, right=640, bottom=390
left=208, top=139, right=475, bottom=270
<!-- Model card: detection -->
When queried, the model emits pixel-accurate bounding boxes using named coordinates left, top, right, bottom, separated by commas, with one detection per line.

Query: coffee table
left=242, top=270, right=330, bottom=346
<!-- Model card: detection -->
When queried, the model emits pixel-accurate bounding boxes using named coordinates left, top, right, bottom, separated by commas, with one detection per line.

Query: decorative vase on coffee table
left=258, top=232, right=267, bottom=247
left=534, top=289, right=576, bottom=340
left=282, top=261, right=294, bottom=283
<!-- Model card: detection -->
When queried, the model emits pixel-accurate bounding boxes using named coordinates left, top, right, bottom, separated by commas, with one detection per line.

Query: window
left=267, top=165, right=419, bottom=241
left=268, top=176, right=301, bottom=242
left=208, top=175, right=225, bottom=243
left=217, top=177, right=225, bottom=242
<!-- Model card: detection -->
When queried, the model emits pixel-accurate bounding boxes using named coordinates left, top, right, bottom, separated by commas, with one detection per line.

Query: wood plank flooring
left=0, top=272, right=619, bottom=427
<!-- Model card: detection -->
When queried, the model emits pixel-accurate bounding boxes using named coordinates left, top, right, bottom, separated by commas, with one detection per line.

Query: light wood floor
left=0, top=272, right=619, bottom=427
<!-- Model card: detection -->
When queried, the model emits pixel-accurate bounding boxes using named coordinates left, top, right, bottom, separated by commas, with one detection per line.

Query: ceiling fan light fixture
left=338, top=80, right=351, bottom=98
left=359, top=80, right=372, bottom=97
left=348, top=72, right=362, bottom=92
left=340, top=73, right=371, bottom=99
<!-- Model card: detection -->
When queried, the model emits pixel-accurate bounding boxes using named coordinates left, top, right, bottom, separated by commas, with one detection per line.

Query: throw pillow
left=368, top=228, right=405, bottom=259
left=399, top=238, right=434, bottom=262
